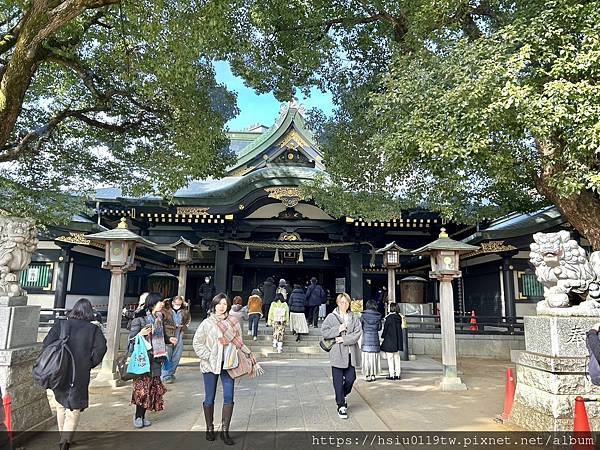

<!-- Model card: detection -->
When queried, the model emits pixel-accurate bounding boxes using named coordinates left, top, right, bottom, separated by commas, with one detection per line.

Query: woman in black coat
left=262, top=277, right=277, bottom=324
left=380, top=303, right=404, bottom=380
left=42, top=298, right=107, bottom=450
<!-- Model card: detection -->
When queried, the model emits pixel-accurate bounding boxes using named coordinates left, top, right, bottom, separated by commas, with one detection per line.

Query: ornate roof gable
left=226, top=104, right=324, bottom=176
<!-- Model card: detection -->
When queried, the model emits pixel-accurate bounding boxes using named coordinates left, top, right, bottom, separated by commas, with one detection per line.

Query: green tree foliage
left=0, top=0, right=237, bottom=223
left=204, top=0, right=600, bottom=248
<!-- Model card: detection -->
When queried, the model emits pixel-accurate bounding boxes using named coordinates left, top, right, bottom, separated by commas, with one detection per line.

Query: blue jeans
left=203, top=369, right=235, bottom=406
left=162, top=330, right=184, bottom=379
left=248, top=314, right=260, bottom=337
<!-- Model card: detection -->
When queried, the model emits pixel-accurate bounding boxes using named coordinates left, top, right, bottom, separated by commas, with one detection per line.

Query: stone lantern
left=172, top=237, right=195, bottom=298
left=414, top=228, right=478, bottom=391
left=85, top=218, right=155, bottom=386
left=376, top=242, right=407, bottom=311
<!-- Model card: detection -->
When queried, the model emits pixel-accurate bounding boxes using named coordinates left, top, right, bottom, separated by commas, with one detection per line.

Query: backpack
left=33, top=320, right=76, bottom=390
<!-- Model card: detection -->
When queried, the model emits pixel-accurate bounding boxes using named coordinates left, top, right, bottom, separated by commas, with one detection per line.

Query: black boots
left=220, top=403, right=234, bottom=445
left=203, top=404, right=215, bottom=441
left=59, top=442, right=70, bottom=450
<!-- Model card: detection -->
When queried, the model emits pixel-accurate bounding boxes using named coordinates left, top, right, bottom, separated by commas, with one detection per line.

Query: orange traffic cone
left=469, top=310, right=478, bottom=331
left=573, top=396, right=594, bottom=450
left=501, top=368, right=516, bottom=421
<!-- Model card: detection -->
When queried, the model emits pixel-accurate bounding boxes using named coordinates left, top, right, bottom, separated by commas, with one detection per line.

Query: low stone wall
left=38, top=327, right=523, bottom=360
left=409, top=332, right=525, bottom=360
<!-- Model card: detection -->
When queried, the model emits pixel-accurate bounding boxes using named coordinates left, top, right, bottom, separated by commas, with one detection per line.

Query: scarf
left=212, top=316, right=265, bottom=378
left=145, top=312, right=167, bottom=358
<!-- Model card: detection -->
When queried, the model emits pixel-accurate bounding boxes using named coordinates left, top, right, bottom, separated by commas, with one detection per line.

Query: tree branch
left=46, top=54, right=109, bottom=100
left=70, top=112, right=144, bottom=132
left=0, top=105, right=106, bottom=163
left=0, top=14, right=25, bottom=55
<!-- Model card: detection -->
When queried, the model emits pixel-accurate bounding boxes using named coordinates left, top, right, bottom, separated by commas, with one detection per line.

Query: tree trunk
left=535, top=146, right=600, bottom=250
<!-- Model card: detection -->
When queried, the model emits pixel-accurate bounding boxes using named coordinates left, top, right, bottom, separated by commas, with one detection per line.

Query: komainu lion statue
left=530, top=230, right=600, bottom=315
left=0, top=217, right=38, bottom=297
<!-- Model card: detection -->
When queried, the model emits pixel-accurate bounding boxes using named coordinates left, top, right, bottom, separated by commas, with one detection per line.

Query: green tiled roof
left=227, top=106, right=319, bottom=173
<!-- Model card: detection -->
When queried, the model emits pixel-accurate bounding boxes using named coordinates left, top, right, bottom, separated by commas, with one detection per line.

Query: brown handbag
left=227, top=347, right=254, bottom=379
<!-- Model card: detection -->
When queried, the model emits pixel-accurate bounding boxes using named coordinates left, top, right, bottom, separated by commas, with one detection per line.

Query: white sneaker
left=272, top=339, right=277, bottom=348
left=253, top=336, right=257, bottom=341
left=337, top=406, right=348, bottom=419
left=133, top=417, right=144, bottom=428
left=247, top=329, right=252, bottom=336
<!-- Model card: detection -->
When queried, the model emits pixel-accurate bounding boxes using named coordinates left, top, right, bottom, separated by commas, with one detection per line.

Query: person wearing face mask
left=162, top=295, right=191, bottom=383
left=199, top=276, right=216, bottom=319
left=128, top=292, right=177, bottom=428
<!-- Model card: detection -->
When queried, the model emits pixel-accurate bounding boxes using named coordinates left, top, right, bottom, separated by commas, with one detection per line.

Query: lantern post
left=414, top=228, right=478, bottom=391
left=172, top=237, right=195, bottom=298
left=86, top=218, right=155, bottom=386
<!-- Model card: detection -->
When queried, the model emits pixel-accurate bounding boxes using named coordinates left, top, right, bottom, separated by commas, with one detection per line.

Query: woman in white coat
left=193, top=293, right=241, bottom=445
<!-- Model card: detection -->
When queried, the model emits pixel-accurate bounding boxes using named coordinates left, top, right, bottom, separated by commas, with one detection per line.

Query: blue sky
left=214, top=61, right=335, bottom=131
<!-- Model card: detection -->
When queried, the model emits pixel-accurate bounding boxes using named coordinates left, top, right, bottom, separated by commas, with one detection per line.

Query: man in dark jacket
left=198, top=276, right=215, bottom=318
left=262, top=277, right=277, bottom=324
left=306, top=277, right=326, bottom=327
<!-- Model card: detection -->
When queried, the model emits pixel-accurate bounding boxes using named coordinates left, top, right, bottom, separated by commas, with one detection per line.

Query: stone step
left=183, top=328, right=323, bottom=339
left=181, top=350, right=327, bottom=359
left=246, top=345, right=321, bottom=353
left=182, top=336, right=322, bottom=345
left=182, top=341, right=321, bottom=351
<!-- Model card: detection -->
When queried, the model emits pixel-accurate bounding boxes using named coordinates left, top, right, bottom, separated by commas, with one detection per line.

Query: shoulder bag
left=319, top=314, right=343, bottom=352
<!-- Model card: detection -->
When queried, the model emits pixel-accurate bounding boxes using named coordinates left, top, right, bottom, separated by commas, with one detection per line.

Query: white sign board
left=27, top=267, right=40, bottom=284
left=232, top=275, right=243, bottom=292
left=335, top=277, right=346, bottom=294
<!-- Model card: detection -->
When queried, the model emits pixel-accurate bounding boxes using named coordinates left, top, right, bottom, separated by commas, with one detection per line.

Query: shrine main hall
left=25, top=104, right=584, bottom=323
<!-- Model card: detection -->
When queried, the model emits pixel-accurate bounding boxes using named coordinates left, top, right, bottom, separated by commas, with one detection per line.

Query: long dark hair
left=68, top=298, right=95, bottom=321
left=209, top=293, right=231, bottom=313
left=143, top=292, right=163, bottom=314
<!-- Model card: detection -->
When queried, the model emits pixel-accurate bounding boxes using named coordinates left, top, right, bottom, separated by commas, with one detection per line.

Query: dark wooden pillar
left=53, top=243, right=73, bottom=309
left=214, top=243, right=229, bottom=294
left=350, top=252, right=363, bottom=300
left=502, top=253, right=517, bottom=332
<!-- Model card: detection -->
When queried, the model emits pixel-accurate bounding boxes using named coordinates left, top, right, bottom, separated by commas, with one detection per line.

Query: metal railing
left=39, top=308, right=106, bottom=326
left=404, top=313, right=524, bottom=335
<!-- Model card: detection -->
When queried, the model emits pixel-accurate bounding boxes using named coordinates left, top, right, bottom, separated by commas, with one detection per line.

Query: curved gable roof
left=227, top=105, right=322, bottom=174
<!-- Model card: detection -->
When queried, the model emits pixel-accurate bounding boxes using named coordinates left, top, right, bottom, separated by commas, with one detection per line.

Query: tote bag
left=127, top=335, right=151, bottom=375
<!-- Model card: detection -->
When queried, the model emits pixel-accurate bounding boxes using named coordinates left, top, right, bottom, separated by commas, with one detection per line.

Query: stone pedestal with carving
left=0, top=217, right=52, bottom=431
left=510, top=315, right=600, bottom=430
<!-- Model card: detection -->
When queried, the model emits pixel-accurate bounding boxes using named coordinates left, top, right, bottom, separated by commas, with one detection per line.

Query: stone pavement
left=41, top=356, right=517, bottom=434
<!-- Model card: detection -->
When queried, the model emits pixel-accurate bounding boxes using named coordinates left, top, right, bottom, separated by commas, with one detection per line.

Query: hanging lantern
left=297, top=248, right=304, bottom=263
left=274, top=248, right=280, bottom=263
left=323, top=247, right=329, bottom=261
left=244, top=246, right=250, bottom=260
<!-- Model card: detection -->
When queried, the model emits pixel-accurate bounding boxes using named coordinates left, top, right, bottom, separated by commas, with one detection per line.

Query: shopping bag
left=127, top=335, right=151, bottom=375
left=223, top=343, right=239, bottom=369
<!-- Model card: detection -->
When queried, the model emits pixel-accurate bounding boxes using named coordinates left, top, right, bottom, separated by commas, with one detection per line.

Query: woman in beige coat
left=193, top=293, right=242, bottom=445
